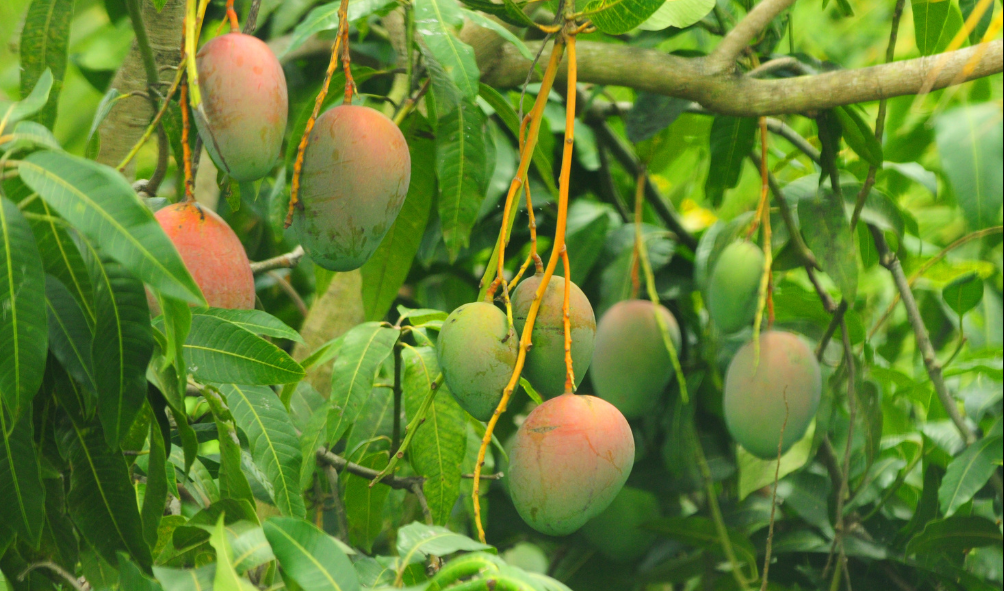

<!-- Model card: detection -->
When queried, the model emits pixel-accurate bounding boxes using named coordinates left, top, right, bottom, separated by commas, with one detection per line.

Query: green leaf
left=45, top=353, right=94, bottom=426
left=459, top=9, right=533, bottom=59
left=935, top=104, right=1003, bottom=231
left=211, top=404, right=256, bottom=511
left=18, top=151, right=205, bottom=304
left=156, top=296, right=192, bottom=411
left=220, top=384, right=306, bottom=519
left=0, top=69, right=52, bottom=129
left=18, top=0, right=74, bottom=128
left=943, top=273, right=985, bottom=317
left=585, top=0, right=667, bottom=34
left=326, top=323, right=400, bottom=444
left=184, top=314, right=305, bottom=385
left=345, top=387, right=394, bottom=460
left=194, top=308, right=304, bottom=344
left=906, top=515, right=1003, bottom=555
left=119, top=553, right=165, bottom=591
left=88, top=252, right=154, bottom=448
left=62, top=421, right=152, bottom=570
left=282, top=0, right=398, bottom=57
left=437, top=99, right=488, bottom=260
left=142, top=420, right=168, bottom=549
left=458, top=0, right=535, bottom=27
left=45, top=274, right=97, bottom=391
left=343, top=452, right=391, bottom=552
left=299, top=403, right=329, bottom=490
left=208, top=516, right=257, bottom=591
left=85, top=88, right=124, bottom=160
left=705, top=116, right=757, bottom=206
left=154, top=564, right=216, bottom=591
left=645, top=516, right=758, bottom=579
left=23, top=195, right=95, bottom=324
left=799, top=188, right=858, bottom=301
left=639, top=0, right=715, bottom=30
left=263, top=516, right=361, bottom=591
left=361, top=114, right=435, bottom=322
left=403, top=347, right=466, bottom=525
left=959, top=0, right=993, bottom=43
left=737, top=422, right=815, bottom=500
left=0, top=120, right=61, bottom=153
left=477, top=83, right=557, bottom=196
left=0, top=405, right=45, bottom=547
left=415, top=0, right=480, bottom=100
left=396, top=522, right=493, bottom=567
left=834, top=106, right=883, bottom=167
left=912, top=0, right=963, bottom=55
left=228, top=523, right=275, bottom=574
left=0, top=196, right=48, bottom=417
left=938, top=435, right=1003, bottom=517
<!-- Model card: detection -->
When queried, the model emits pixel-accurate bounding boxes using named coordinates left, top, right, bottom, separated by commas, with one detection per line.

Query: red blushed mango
left=590, top=300, right=681, bottom=419
left=293, top=105, right=411, bottom=271
left=155, top=202, right=255, bottom=310
left=723, top=330, right=822, bottom=459
left=508, top=394, right=635, bottom=536
left=195, top=33, right=288, bottom=182
left=512, top=273, right=596, bottom=397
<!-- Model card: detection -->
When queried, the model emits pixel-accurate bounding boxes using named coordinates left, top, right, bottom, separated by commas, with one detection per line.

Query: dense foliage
left=0, top=0, right=1001, bottom=589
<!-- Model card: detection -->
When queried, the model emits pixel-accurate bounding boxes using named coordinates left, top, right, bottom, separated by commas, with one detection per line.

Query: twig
left=316, top=449, right=424, bottom=490
left=266, top=270, right=308, bottom=317
left=250, top=245, right=306, bottom=274
left=18, top=562, right=86, bottom=591
left=370, top=370, right=444, bottom=485
left=816, top=300, right=848, bottom=360
left=764, top=118, right=820, bottom=163
left=243, top=0, right=263, bottom=34
left=392, top=345, right=403, bottom=453
left=462, top=472, right=505, bottom=480
left=748, top=56, right=802, bottom=77
left=707, top=0, right=799, bottom=73
left=322, top=464, right=350, bottom=542
left=753, top=152, right=818, bottom=268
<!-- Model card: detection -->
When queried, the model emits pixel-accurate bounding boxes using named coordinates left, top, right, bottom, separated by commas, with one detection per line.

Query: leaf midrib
left=229, top=385, right=298, bottom=516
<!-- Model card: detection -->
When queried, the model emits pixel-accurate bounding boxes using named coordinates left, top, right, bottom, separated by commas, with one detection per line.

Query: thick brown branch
left=477, top=40, right=1003, bottom=116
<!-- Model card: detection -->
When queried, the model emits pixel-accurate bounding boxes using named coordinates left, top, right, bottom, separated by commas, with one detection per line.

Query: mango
left=511, top=273, right=595, bottom=397
left=195, top=33, right=287, bottom=182
left=436, top=302, right=518, bottom=421
left=508, top=394, right=634, bottom=536
left=723, top=330, right=822, bottom=459
left=293, top=105, right=411, bottom=271
left=155, top=202, right=255, bottom=309
left=581, top=486, right=660, bottom=562
left=706, top=241, right=764, bottom=334
left=590, top=300, right=681, bottom=419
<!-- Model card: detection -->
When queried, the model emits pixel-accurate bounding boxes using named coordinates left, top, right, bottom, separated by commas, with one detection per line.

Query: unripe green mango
left=195, top=33, right=288, bottom=182
left=590, top=300, right=681, bottom=419
left=293, top=105, right=411, bottom=271
left=436, top=302, right=518, bottom=421
left=723, top=330, right=822, bottom=459
left=511, top=273, right=596, bottom=397
left=508, top=394, right=635, bottom=536
left=581, top=486, right=660, bottom=562
left=706, top=241, right=764, bottom=334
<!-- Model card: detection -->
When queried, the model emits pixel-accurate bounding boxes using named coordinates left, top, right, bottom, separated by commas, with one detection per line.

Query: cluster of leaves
left=2, top=0, right=1003, bottom=589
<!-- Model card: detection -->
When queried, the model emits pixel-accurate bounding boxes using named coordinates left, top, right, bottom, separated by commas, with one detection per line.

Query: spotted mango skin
left=512, top=273, right=596, bottom=397
left=293, top=105, right=411, bottom=272
left=195, top=33, right=287, bottom=182
left=436, top=302, right=518, bottom=421
left=723, top=330, right=822, bottom=459
left=508, top=394, right=635, bottom=536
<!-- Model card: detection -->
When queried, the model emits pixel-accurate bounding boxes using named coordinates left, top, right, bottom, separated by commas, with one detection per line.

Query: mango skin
left=590, top=300, right=681, bottom=419
left=155, top=202, right=255, bottom=309
left=581, top=486, right=660, bottom=562
left=293, top=105, right=411, bottom=271
left=508, top=394, right=635, bottom=536
left=511, top=273, right=596, bottom=397
left=707, top=241, right=764, bottom=334
left=195, top=33, right=288, bottom=182
left=723, top=330, right=822, bottom=459
left=436, top=302, right=518, bottom=421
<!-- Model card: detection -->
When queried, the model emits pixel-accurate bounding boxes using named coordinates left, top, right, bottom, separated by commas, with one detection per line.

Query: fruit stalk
left=751, top=116, right=773, bottom=362
left=507, top=116, right=544, bottom=292
left=180, top=80, right=194, bottom=202
left=561, top=247, right=574, bottom=393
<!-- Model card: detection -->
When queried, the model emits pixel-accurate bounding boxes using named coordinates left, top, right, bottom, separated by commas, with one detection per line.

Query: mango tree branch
left=706, top=0, right=799, bottom=73
left=476, top=39, right=1003, bottom=116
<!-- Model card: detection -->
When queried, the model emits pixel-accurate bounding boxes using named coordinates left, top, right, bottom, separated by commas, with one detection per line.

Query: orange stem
left=507, top=178, right=542, bottom=292
left=631, top=165, right=644, bottom=299
left=339, top=0, right=354, bottom=103
left=472, top=36, right=572, bottom=543
left=285, top=35, right=343, bottom=228
left=561, top=247, right=574, bottom=393
left=225, top=0, right=239, bottom=32
left=180, top=80, right=194, bottom=203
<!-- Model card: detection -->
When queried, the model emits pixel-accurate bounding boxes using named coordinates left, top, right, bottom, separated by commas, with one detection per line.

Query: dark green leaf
left=415, top=0, right=480, bottom=101
left=142, top=420, right=168, bottom=549
left=437, top=99, right=488, bottom=260
left=0, top=405, right=45, bottom=547
left=220, top=384, right=306, bottom=519
left=0, top=196, right=48, bottom=417
left=361, top=114, right=435, bottom=322
left=705, top=116, right=757, bottom=206
left=85, top=88, right=124, bottom=160
left=834, top=106, right=883, bottom=167
left=194, top=308, right=304, bottom=344
left=19, top=0, right=74, bottom=128
left=326, top=323, right=400, bottom=444
left=211, top=404, right=256, bottom=511
left=119, top=553, right=165, bottom=591
left=645, top=516, right=758, bottom=579
left=935, top=104, right=1003, bottom=231
left=45, top=274, right=96, bottom=391
left=403, top=347, right=466, bottom=525
left=938, top=435, right=1003, bottom=517
left=184, top=314, right=304, bottom=385
left=18, top=151, right=205, bottom=304
left=343, top=452, right=391, bottom=553
left=62, top=421, right=152, bottom=570
left=45, top=354, right=93, bottom=426
left=959, top=0, right=993, bottom=43
left=459, top=0, right=535, bottom=26
left=906, top=515, right=1003, bottom=555
left=264, top=516, right=361, bottom=591
left=943, top=273, right=984, bottom=317
left=24, top=196, right=95, bottom=324
left=585, top=0, right=667, bottom=35
left=625, top=94, right=689, bottom=144
left=799, top=188, right=858, bottom=301
left=282, top=0, right=398, bottom=57
left=459, top=9, right=533, bottom=59
left=912, top=0, right=963, bottom=55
